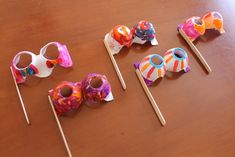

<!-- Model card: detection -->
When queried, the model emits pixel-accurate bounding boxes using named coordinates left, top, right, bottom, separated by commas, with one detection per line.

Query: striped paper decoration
left=139, top=54, right=166, bottom=82
left=163, top=48, right=189, bottom=72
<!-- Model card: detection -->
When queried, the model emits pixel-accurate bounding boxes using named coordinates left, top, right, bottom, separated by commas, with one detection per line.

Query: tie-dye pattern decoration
left=48, top=74, right=114, bottom=115
left=111, top=25, right=133, bottom=47
left=82, top=73, right=114, bottom=105
left=104, top=20, right=157, bottom=55
left=132, top=20, right=158, bottom=45
left=104, top=25, right=133, bottom=55
left=49, top=81, right=83, bottom=115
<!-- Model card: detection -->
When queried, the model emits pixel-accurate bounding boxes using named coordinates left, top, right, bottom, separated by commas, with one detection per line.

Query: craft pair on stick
left=48, top=73, right=113, bottom=157
left=10, top=42, right=74, bottom=156
left=11, top=42, right=114, bottom=157
left=104, top=20, right=158, bottom=90
left=178, top=11, right=225, bottom=73
left=134, top=48, right=190, bottom=126
left=10, top=42, right=73, bottom=125
left=10, top=11, right=225, bottom=156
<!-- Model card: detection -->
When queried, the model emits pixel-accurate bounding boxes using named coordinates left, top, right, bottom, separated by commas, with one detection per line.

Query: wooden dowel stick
left=179, top=29, right=212, bottom=73
left=10, top=66, right=30, bottom=125
left=104, top=40, right=127, bottom=90
left=135, top=69, right=166, bottom=126
left=48, top=96, right=73, bottom=157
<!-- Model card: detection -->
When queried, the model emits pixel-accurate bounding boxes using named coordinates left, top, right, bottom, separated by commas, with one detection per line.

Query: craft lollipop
left=48, top=74, right=113, bottom=114
left=49, top=81, right=83, bottom=115
left=48, top=73, right=113, bottom=157
left=104, top=21, right=158, bottom=90
left=134, top=54, right=166, bottom=125
left=48, top=81, right=82, bottom=157
left=81, top=73, right=114, bottom=105
left=178, top=11, right=225, bottom=73
left=134, top=48, right=190, bottom=126
left=10, top=42, right=73, bottom=125
left=177, top=16, right=211, bottom=73
left=104, top=25, right=132, bottom=90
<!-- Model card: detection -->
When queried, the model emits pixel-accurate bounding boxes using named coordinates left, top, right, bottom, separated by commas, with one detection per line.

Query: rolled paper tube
left=202, top=11, right=225, bottom=33
left=163, top=48, right=190, bottom=72
left=81, top=73, right=114, bottom=105
left=48, top=81, right=83, bottom=115
left=134, top=54, right=166, bottom=86
left=132, top=20, right=158, bottom=45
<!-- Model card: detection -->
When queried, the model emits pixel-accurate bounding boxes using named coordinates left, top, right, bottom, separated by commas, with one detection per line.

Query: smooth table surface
left=1, top=0, right=235, bottom=157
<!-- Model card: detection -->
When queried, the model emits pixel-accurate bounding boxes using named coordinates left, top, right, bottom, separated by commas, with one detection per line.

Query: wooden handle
left=48, top=96, right=73, bottom=157
left=179, top=29, right=212, bottom=73
left=135, top=69, right=166, bottom=126
left=10, top=66, right=30, bottom=125
left=104, top=39, right=127, bottom=90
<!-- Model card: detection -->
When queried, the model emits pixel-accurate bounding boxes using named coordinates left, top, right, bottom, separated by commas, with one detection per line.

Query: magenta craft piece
left=82, top=73, right=114, bottom=105
left=177, top=16, right=206, bottom=41
left=49, top=81, right=83, bottom=115
left=47, top=74, right=113, bottom=156
left=12, top=42, right=73, bottom=84
left=48, top=73, right=114, bottom=115
left=177, top=12, right=225, bottom=74
left=132, top=20, right=158, bottom=45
